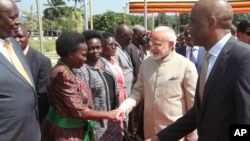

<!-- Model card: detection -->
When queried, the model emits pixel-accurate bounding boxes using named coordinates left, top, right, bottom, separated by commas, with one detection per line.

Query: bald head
left=115, top=24, right=133, bottom=48
left=0, top=0, right=16, bottom=12
left=115, top=24, right=133, bottom=38
left=194, top=0, right=233, bottom=29
left=0, top=0, right=19, bottom=38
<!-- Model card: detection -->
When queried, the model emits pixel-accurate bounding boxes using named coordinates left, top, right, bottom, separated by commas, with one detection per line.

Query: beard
left=152, top=49, right=168, bottom=60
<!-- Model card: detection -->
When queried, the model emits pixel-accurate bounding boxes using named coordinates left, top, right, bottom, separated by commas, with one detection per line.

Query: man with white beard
left=115, top=26, right=198, bottom=141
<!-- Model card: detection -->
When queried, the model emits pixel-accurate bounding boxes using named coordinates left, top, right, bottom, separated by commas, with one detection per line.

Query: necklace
left=58, top=60, right=77, bottom=78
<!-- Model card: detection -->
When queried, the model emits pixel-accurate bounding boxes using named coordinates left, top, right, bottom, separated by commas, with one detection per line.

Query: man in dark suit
left=126, top=24, right=147, bottom=139
left=0, top=0, right=41, bottom=140
left=145, top=0, right=250, bottom=141
left=176, top=28, right=206, bottom=74
left=16, top=24, right=52, bottom=124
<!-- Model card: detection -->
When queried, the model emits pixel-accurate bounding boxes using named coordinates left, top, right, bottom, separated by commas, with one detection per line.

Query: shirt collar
left=209, top=33, right=232, bottom=57
left=23, top=45, right=29, bottom=56
left=186, top=45, right=200, bottom=51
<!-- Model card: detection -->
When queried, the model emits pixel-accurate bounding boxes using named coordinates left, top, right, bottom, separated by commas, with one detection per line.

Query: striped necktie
left=4, top=40, right=32, bottom=85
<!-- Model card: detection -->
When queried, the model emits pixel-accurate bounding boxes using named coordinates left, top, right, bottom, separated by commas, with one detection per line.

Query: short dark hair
left=56, top=31, right=86, bottom=57
left=82, top=30, right=103, bottom=47
left=237, top=20, right=250, bottom=33
left=102, top=32, right=115, bottom=48
left=102, top=32, right=114, bottom=39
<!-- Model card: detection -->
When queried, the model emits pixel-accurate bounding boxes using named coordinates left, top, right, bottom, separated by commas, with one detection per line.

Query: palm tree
left=43, top=0, right=66, bottom=20
left=68, top=0, right=85, bottom=7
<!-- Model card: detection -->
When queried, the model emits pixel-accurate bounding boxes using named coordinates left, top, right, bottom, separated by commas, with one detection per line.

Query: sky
left=16, top=0, right=129, bottom=15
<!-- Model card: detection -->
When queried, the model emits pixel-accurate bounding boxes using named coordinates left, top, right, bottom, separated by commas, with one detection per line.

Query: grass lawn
left=29, top=39, right=59, bottom=66
left=29, top=39, right=56, bottom=52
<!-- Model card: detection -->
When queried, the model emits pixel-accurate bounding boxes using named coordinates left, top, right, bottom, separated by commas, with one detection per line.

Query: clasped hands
left=106, top=108, right=125, bottom=121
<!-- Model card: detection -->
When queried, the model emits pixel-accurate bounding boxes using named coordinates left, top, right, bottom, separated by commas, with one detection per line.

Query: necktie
left=199, top=52, right=211, bottom=103
left=189, top=48, right=196, bottom=65
left=4, top=40, right=32, bottom=85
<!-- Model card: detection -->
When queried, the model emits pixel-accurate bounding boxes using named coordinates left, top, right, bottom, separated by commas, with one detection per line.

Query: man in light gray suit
left=115, top=24, right=134, bottom=97
left=0, top=0, right=41, bottom=141
left=115, top=24, right=134, bottom=131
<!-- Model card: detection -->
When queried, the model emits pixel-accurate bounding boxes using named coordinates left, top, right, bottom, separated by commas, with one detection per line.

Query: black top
left=103, top=71, right=116, bottom=109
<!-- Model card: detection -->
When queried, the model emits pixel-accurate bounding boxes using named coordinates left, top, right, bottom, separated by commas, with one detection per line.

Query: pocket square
left=168, top=76, right=179, bottom=80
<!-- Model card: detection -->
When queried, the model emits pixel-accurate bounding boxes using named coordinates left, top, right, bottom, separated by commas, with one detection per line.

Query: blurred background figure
left=77, top=30, right=122, bottom=141
left=175, top=32, right=186, bottom=48
left=142, top=31, right=152, bottom=59
left=16, top=24, right=52, bottom=124
left=237, top=19, right=250, bottom=44
left=176, top=27, right=206, bottom=73
left=41, top=31, right=118, bottom=141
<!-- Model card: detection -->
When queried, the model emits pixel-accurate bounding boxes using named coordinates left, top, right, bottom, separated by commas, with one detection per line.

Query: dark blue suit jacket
left=26, top=47, right=52, bottom=123
left=176, top=46, right=206, bottom=74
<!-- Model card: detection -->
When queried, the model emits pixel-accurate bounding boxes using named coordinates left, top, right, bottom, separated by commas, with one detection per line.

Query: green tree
left=93, top=11, right=124, bottom=33
left=43, top=0, right=66, bottom=20
left=21, top=6, right=38, bottom=32
left=68, top=0, right=84, bottom=7
left=43, top=6, right=84, bottom=32
left=155, top=13, right=176, bottom=28
left=233, top=13, right=250, bottom=26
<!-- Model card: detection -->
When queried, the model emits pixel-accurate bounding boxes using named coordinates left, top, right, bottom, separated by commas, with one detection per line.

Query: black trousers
left=128, top=100, right=144, bottom=140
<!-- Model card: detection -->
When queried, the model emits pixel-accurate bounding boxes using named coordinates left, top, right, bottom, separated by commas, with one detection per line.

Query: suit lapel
left=118, top=45, right=133, bottom=67
left=200, top=37, right=235, bottom=114
left=177, top=46, right=186, bottom=57
left=6, top=38, right=35, bottom=88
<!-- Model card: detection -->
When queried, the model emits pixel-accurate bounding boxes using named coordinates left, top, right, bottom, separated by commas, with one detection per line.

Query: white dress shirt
left=206, top=33, right=232, bottom=80
left=0, top=38, right=11, bottom=62
left=186, top=45, right=199, bottom=61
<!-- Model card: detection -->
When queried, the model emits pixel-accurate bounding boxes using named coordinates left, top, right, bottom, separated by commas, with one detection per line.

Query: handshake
left=105, top=108, right=160, bottom=141
left=106, top=108, right=125, bottom=121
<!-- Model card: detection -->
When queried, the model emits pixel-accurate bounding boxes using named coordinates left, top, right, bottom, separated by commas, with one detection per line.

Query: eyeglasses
left=244, top=31, right=250, bottom=36
left=105, top=43, right=118, bottom=47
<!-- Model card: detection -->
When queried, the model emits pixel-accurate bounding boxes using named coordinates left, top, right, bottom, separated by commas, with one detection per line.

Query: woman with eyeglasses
left=102, top=32, right=127, bottom=105
left=76, top=30, right=123, bottom=141
left=102, top=32, right=127, bottom=131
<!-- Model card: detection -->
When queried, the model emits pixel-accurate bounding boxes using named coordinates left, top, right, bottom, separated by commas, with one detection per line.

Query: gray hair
left=154, top=26, right=177, bottom=46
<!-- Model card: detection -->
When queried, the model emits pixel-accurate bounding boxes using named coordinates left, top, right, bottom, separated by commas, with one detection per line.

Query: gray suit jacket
left=115, top=45, right=134, bottom=96
left=0, top=37, right=41, bottom=141
left=157, top=36, right=250, bottom=141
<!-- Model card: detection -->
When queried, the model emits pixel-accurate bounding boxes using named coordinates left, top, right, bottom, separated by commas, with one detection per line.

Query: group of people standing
left=1, top=0, right=250, bottom=141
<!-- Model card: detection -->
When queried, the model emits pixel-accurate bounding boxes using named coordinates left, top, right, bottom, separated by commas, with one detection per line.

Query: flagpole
left=144, top=0, right=147, bottom=30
